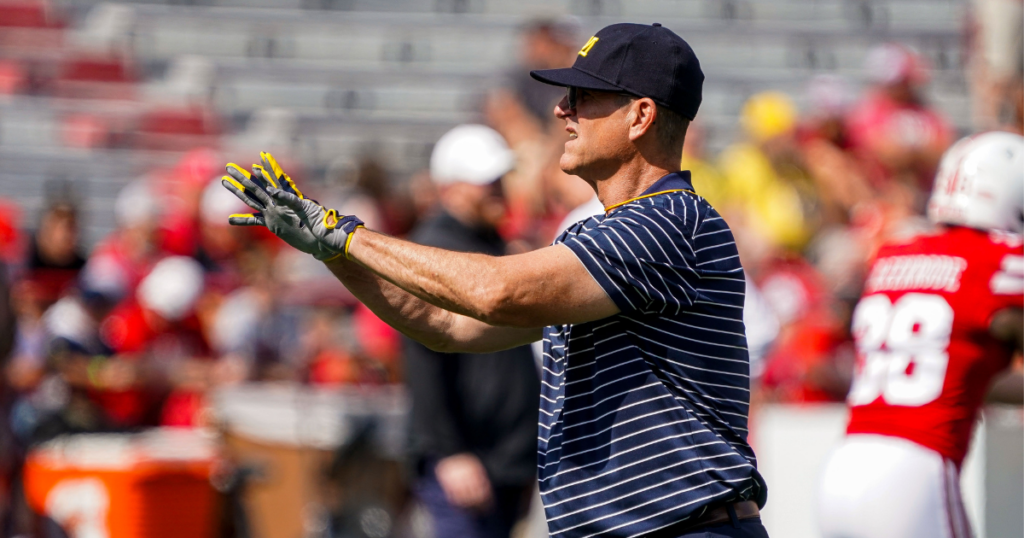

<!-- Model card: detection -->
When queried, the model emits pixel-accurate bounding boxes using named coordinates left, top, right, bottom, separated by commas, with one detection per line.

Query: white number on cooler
left=45, top=478, right=110, bottom=538
left=848, top=293, right=953, bottom=407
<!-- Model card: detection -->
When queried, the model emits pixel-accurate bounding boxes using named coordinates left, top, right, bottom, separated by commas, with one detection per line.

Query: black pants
left=413, top=461, right=532, bottom=538
left=673, top=517, right=770, bottom=538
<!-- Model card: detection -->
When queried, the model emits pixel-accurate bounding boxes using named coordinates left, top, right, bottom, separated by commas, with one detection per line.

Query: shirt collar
left=640, top=171, right=694, bottom=196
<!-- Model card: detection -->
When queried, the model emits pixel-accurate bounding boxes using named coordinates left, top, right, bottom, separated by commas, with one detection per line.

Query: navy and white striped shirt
left=539, top=172, right=767, bottom=537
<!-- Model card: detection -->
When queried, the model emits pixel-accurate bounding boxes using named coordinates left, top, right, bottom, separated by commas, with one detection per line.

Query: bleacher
left=0, top=0, right=971, bottom=246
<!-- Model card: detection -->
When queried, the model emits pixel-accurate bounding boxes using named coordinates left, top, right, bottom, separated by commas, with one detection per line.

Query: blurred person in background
left=755, top=257, right=852, bottom=403
left=487, top=17, right=581, bottom=144
left=682, top=120, right=727, bottom=208
left=25, top=196, right=86, bottom=304
left=0, top=214, right=19, bottom=537
left=323, top=155, right=385, bottom=233
left=6, top=196, right=87, bottom=419
left=90, top=178, right=163, bottom=293
left=94, top=256, right=210, bottom=428
left=819, top=132, right=1023, bottom=538
left=402, top=125, right=539, bottom=538
left=714, top=93, right=853, bottom=403
left=969, top=0, right=1023, bottom=133
left=797, top=74, right=875, bottom=227
left=486, top=17, right=581, bottom=238
left=796, top=75, right=887, bottom=313
left=196, top=177, right=262, bottom=295
left=351, top=157, right=417, bottom=238
left=157, top=148, right=223, bottom=256
left=847, top=44, right=954, bottom=194
left=717, top=92, right=818, bottom=267
left=20, top=255, right=128, bottom=442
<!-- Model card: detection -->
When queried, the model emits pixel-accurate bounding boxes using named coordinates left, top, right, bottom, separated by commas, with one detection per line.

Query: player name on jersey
left=864, top=255, right=968, bottom=293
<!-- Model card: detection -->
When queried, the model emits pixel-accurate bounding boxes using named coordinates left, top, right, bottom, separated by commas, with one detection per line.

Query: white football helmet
left=927, top=131, right=1024, bottom=234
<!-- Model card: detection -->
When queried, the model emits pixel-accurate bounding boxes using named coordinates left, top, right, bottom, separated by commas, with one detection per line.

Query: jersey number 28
left=848, top=293, right=953, bottom=407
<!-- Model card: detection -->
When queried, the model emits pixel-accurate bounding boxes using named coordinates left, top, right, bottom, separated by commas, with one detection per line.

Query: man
left=818, top=131, right=1024, bottom=538
left=403, top=124, right=540, bottom=537
left=223, top=23, right=768, bottom=537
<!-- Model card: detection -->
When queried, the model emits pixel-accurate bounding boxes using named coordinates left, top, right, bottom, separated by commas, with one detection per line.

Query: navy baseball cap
left=530, top=23, right=704, bottom=120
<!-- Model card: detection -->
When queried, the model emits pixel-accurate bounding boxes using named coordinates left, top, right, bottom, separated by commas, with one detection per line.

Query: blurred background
left=0, top=0, right=1020, bottom=537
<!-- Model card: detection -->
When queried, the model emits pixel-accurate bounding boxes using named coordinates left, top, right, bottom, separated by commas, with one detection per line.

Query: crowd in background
left=0, top=1, right=1021, bottom=536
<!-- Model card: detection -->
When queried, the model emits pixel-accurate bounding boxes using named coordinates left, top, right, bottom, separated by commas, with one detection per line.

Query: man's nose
left=554, top=95, right=574, bottom=119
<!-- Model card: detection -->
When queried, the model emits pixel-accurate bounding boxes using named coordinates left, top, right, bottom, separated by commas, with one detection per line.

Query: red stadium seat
left=54, top=55, right=137, bottom=99
left=59, top=56, right=134, bottom=83
left=0, top=1, right=61, bottom=28
left=133, top=107, right=221, bottom=151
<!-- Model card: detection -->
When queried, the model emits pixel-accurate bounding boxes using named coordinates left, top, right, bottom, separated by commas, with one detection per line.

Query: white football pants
left=818, top=434, right=973, bottom=538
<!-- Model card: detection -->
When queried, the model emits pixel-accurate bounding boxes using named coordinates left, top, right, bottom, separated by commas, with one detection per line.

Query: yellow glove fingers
left=222, top=176, right=264, bottom=211
left=228, top=213, right=265, bottom=227
left=252, top=164, right=279, bottom=189
left=226, top=163, right=252, bottom=179
left=262, top=151, right=286, bottom=181
left=261, top=151, right=304, bottom=199
left=265, top=184, right=304, bottom=211
left=225, top=166, right=272, bottom=207
left=222, top=175, right=245, bottom=193
left=281, top=174, right=304, bottom=199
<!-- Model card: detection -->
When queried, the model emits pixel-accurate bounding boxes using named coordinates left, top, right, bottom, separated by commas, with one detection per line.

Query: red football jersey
left=846, top=225, right=1023, bottom=465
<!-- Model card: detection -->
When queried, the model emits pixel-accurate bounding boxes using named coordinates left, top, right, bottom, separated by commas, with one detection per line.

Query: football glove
left=220, top=152, right=362, bottom=261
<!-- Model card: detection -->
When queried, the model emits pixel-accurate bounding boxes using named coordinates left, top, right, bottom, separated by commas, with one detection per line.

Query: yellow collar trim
left=604, top=189, right=695, bottom=212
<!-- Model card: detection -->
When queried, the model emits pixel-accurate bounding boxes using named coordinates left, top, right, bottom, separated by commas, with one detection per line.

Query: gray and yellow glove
left=221, top=152, right=363, bottom=261
left=264, top=185, right=365, bottom=261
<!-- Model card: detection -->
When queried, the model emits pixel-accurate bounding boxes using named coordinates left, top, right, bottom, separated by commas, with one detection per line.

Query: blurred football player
left=818, top=131, right=1024, bottom=538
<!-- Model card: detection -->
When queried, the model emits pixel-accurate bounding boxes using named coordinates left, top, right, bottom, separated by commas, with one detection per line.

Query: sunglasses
left=566, top=86, right=578, bottom=109
left=565, top=86, right=635, bottom=110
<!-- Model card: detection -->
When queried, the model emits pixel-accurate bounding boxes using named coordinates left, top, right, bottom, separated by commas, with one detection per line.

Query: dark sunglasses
left=565, top=86, right=634, bottom=110
left=566, top=86, right=578, bottom=109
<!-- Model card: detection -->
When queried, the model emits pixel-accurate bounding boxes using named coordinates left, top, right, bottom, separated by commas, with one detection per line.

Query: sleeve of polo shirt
left=562, top=208, right=698, bottom=314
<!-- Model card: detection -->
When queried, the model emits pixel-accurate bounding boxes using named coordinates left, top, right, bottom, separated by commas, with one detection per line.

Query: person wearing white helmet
left=819, top=131, right=1024, bottom=538
left=400, top=124, right=539, bottom=538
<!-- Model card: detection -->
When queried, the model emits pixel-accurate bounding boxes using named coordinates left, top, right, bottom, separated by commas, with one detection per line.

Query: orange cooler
left=23, top=429, right=218, bottom=538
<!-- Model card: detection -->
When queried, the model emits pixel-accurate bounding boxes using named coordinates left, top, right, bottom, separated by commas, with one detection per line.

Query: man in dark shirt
left=403, top=124, right=540, bottom=538
left=223, top=23, right=769, bottom=537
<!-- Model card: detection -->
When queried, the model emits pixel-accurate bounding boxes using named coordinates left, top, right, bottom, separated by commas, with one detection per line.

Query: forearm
left=324, top=257, right=459, bottom=351
left=324, top=256, right=541, bottom=353
left=344, top=227, right=617, bottom=328
left=345, top=228, right=518, bottom=326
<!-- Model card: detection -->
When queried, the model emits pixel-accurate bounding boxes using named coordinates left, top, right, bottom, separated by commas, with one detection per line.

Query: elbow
left=417, top=311, right=459, bottom=353
left=472, top=281, right=535, bottom=328
left=422, top=336, right=455, bottom=353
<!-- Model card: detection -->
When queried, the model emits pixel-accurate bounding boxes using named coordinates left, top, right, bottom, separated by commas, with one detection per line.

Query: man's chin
left=559, top=156, right=584, bottom=178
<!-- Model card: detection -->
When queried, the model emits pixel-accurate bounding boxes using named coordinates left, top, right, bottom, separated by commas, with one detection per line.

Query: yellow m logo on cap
left=578, top=36, right=599, bottom=57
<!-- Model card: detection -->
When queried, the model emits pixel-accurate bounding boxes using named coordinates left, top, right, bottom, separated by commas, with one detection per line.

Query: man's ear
left=627, top=98, right=658, bottom=142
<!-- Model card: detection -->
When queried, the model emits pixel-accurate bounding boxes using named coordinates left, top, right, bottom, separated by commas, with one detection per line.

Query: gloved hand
left=263, top=184, right=365, bottom=260
left=220, top=152, right=362, bottom=261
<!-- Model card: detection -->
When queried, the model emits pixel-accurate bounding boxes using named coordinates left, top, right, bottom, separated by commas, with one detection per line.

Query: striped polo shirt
left=539, top=171, right=767, bottom=537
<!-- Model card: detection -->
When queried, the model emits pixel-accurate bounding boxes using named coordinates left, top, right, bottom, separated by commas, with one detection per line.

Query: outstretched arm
left=343, top=228, right=619, bottom=328
left=323, top=256, right=542, bottom=353
left=221, top=152, right=618, bottom=351
left=255, top=176, right=620, bottom=328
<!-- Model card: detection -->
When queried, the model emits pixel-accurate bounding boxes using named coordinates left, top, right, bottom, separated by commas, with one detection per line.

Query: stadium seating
left=0, top=0, right=971, bottom=245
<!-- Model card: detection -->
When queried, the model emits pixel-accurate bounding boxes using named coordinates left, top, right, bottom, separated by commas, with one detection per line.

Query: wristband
left=314, top=209, right=365, bottom=261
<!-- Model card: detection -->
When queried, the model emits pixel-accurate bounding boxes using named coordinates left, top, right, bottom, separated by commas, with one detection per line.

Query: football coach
left=223, top=22, right=769, bottom=538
